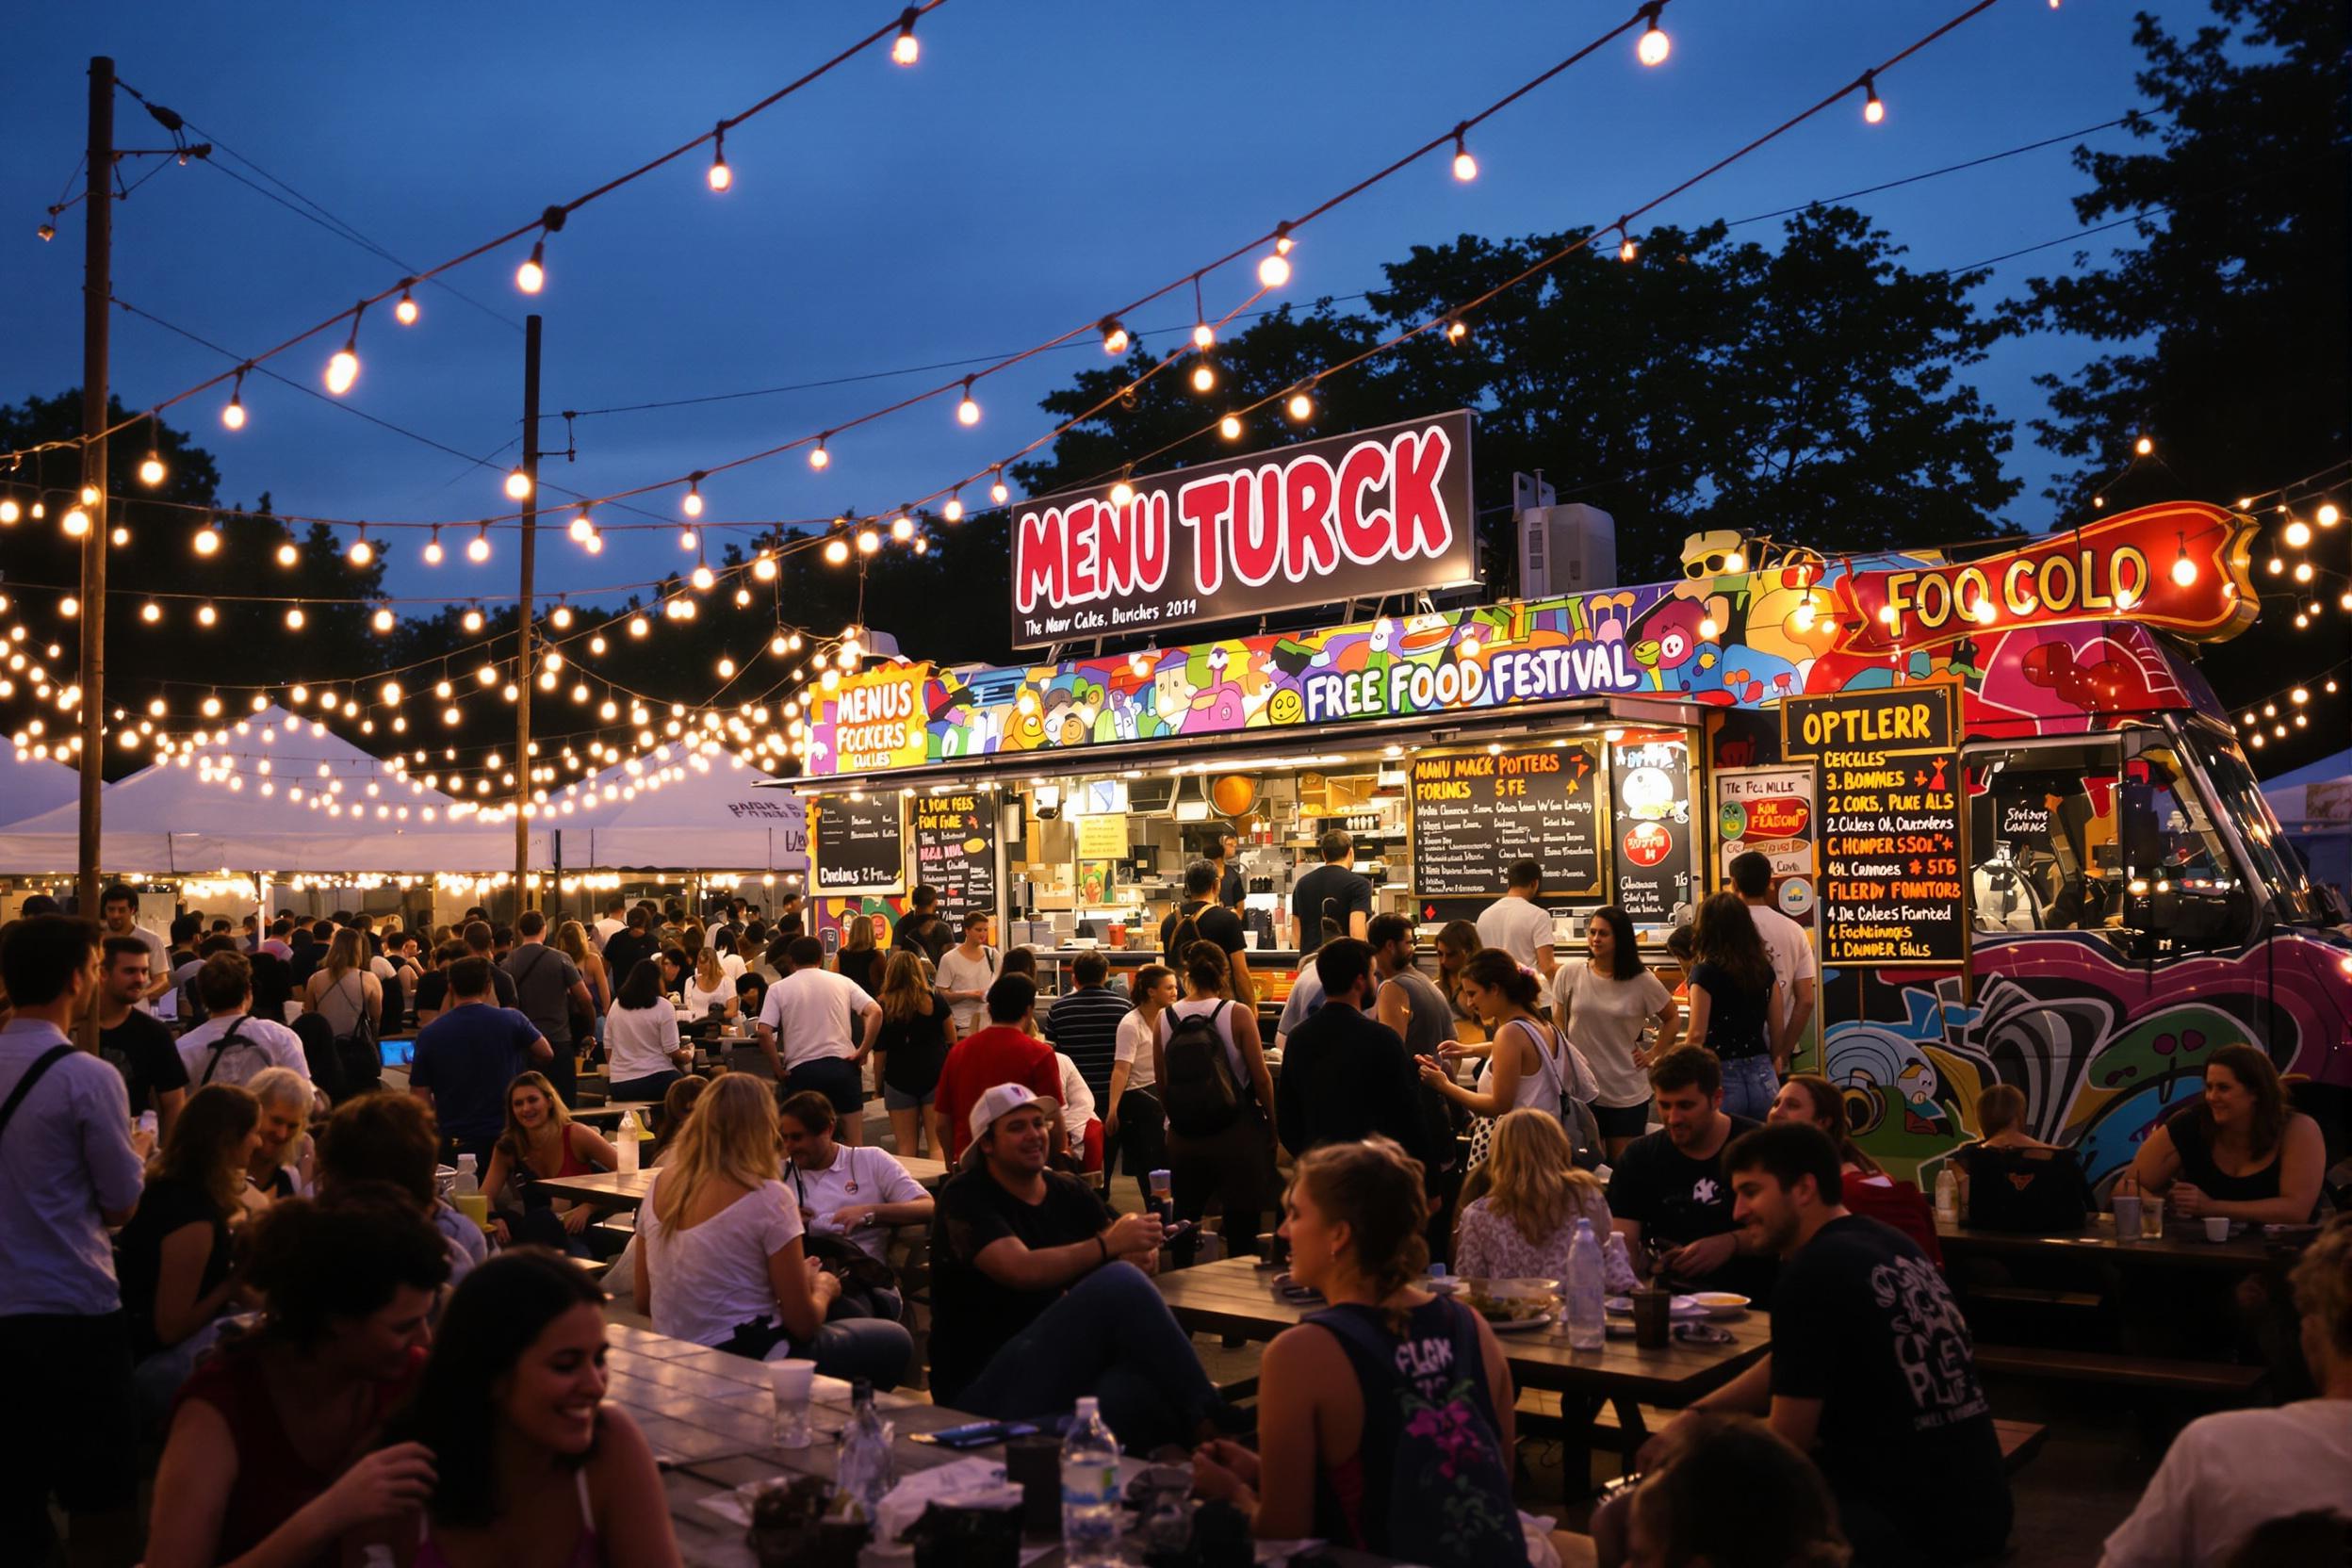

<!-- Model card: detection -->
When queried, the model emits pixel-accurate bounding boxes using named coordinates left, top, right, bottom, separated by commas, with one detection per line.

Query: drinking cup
left=769, top=1358, right=816, bottom=1448
left=1631, top=1287, right=1672, bottom=1349
left=2111, top=1193, right=2142, bottom=1239
left=2203, top=1216, right=2230, bottom=1242
left=2142, top=1195, right=2166, bottom=1239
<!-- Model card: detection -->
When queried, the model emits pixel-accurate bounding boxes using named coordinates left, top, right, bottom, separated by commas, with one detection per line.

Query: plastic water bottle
left=1564, top=1217, right=1606, bottom=1351
left=1934, top=1164, right=1959, bottom=1224
left=834, top=1378, right=895, bottom=1523
left=1060, top=1395, right=1121, bottom=1567
left=452, top=1153, right=479, bottom=1196
left=615, top=1111, right=641, bottom=1173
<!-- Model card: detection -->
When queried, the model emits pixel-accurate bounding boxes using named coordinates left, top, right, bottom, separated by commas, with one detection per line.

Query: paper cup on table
left=2203, top=1216, right=2230, bottom=1242
left=2111, top=1193, right=2141, bottom=1239
left=768, top=1358, right=816, bottom=1448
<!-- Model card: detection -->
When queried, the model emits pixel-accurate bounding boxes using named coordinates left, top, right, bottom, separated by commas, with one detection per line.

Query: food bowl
left=1690, top=1291, right=1750, bottom=1319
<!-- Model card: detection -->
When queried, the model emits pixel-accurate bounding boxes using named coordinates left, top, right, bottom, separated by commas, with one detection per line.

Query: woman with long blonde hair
left=552, top=918, right=610, bottom=1037
left=630, top=1073, right=909, bottom=1383
left=1451, top=1108, right=1631, bottom=1288
left=483, top=1070, right=617, bottom=1254
left=300, top=924, right=383, bottom=1041
left=873, top=949, right=952, bottom=1158
left=684, top=944, right=738, bottom=1023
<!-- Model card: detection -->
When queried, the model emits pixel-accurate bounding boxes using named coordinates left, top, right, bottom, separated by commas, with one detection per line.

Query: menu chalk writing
left=1410, top=743, right=1603, bottom=900
left=814, top=794, right=905, bottom=894
left=911, top=790, right=997, bottom=926
left=1610, top=737, right=1695, bottom=923
left=1819, top=744, right=1964, bottom=966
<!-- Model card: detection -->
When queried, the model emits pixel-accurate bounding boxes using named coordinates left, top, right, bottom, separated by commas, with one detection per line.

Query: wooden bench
left=1974, top=1344, right=2265, bottom=1399
left=1966, top=1284, right=2103, bottom=1312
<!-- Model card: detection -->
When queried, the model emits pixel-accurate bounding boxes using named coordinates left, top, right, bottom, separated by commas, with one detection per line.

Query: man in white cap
left=927, top=1084, right=1237, bottom=1450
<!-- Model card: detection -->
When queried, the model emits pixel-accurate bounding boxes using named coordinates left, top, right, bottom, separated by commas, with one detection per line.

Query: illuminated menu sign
left=1609, top=737, right=1694, bottom=923
left=1786, top=686, right=1963, bottom=966
left=813, top=795, right=905, bottom=894
left=910, top=790, right=997, bottom=927
left=1410, top=743, right=1603, bottom=901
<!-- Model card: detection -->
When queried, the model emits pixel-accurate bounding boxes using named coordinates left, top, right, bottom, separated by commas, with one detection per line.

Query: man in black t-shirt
left=892, top=883, right=956, bottom=965
left=600, top=906, right=657, bottom=987
left=1158, top=861, right=1254, bottom=1007
left=1276, top=939, right=1430, bottom=1168
left=1289, top=828, right=1372, bottom=954
left=928, top=1084, right=1229, bottom=1450
left=1606, top=1046, right=1773, bottom=1302
left=1658, top=1122, right=2010, bottom=1565
left=93, top=935, right=188, bottom=1140
left=1209, top=829, right=1246, bottom=910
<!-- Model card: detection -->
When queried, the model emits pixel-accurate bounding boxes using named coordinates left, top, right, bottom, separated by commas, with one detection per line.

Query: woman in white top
left=631, top=1074, right=910, bottom=1385
left=1153, top=941, right=1278, bottom=1261
left=1552, top=906, right=1678, bottom=1159
left=683, top=947, right=738, bottom=1025
left=300, top=926, right=383, bottom=1041
left=605, top=957, right=692, bottom=1106
left=1106, top=963, right=1173, bottom=1206
left=1418, top=948, right=1578, bottom=1164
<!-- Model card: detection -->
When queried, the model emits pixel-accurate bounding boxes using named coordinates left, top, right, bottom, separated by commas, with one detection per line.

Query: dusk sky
left=3, top=0, right=2205, bottom=613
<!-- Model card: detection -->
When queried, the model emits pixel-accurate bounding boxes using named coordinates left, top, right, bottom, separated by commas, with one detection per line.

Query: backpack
left=1160, top=1001, right=1241, bottom=1137
left=199, top=1019, right=273, bottom=1088
left=324, top=977, right=384, bottom=1103
left=1308, top=1303, right=1526, bottom=1567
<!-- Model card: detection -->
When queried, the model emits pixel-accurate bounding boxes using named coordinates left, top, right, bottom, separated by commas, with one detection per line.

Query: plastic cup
left=2111, top=1193, right=2141, bottom=1240
left=453, top=1191, right=490, bottom=1232
left=2203, top=1216, right=2230, bottom=1242
left=768, top=1358, right=816, bottom=1448
left=1631, top=1287, right=1672, bottom=1349
left=2142, top=1195, right=2165, bottom=1239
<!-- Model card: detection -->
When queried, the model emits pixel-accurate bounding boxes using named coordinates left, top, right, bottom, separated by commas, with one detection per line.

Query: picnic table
left=536, top=1152, right=950, bottom=1213
left=568, top=1101, right=662, bottom=1125
left=603, top=1322, right=1411, bottom=1566
left=1934, top=1216, right=2284, bottom=1270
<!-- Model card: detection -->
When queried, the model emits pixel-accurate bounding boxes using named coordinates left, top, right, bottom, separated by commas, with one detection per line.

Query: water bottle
left=452, top=1153, right=479, bottom=1196
left=615, top=1111, right=641, bottom=1174
left=1934, top=1164, right=1959, bottom=1224
left=1060, top=1395, right=1121, bottom=1567
left=1564, top=1218, right=1606, bottom=1351
left=834, top=1378, right=895, bottom=1523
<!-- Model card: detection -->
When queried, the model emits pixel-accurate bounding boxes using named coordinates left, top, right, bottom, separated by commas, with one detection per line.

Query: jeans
left=949, top=1262, right=1221, bottom=1453
left=717, top=1313, right=914, bottom=1390
left=1112, top=1088, right=1168, bottom=1208
left=1718, top=1054, right=1780, bottom=1121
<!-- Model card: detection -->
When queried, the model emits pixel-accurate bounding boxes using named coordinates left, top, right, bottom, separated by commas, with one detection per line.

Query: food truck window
left=2161, top=728, right=2322, bottom=924
left=1966, top=741, right=2124, bottom=933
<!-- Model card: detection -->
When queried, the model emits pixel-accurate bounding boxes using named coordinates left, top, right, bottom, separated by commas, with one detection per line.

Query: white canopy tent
left=547, top=744, right=807, bottom=871
left=2262, top=744, right=2352, bottom=901
left=0, top=743, right=83, bottom=827
left=0, top=707, right=531, bottom=874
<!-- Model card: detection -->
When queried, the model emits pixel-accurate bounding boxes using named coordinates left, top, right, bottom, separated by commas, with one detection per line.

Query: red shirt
left=937, top=1025, right=1063, bottom=1160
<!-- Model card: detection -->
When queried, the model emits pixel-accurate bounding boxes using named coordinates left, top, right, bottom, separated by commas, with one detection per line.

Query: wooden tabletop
left=1935, top=1217, right=2290, bottom=1269
left=537, top=1152, right=950, bottom=1212
left=1153, top=1258, right=1771, bottom=1404
left=567, top=1101, right=662, bottom=1123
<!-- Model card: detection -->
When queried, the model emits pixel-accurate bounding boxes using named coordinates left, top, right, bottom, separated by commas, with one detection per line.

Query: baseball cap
left=963, top=1082, right=1059, bottom=1167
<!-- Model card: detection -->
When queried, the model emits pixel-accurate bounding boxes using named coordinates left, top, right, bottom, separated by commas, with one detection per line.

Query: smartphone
left=915, top=1419, right=1037, bottom=1449
left=1160, top=1219, right=1198, bottom=1246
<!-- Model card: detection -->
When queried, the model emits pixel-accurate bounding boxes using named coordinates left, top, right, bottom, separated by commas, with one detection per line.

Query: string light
left=1862, top=72, right=1886, bottom=124
left=707, top=125, right=731, bottom=191
left=1445, top=318, right=1468, bottom=343
left=1190, top=359, right=1217, bottom=394
left=942, top=493, right=964, bottom=522
left=193, top=524, right=220, bottom=557
left=62, top=507, right=90, bottom=537
left=0, top=498, right=16, bottom=524
left=394, top=284, right=419, bottom=326
left=1286, top=384, right=1315, bottom=423
left=629, top=615, right=650, bottom=638
left=371, top=608, right=395, bottom=632
left=2321, top=503, right=2341, bottom=528
left=276, top=541, right=299, bottom=566
left=1451, top=126, right=1478, bottom=182
left=423, top=526, right=444, bottom=565
left=2171, top=531, right=2197, bottom=587
left=1618, top=226, right=1639, bottom=263
left=222, top=368, right=248, bottom=430
left=504, top=467, right=532, bottom=501
left=139, top=448, right=167, bottom=487
left=140, top=601, right=161, bottom=624
left=956, top=378, right=981, bottom=426
left=285, top=607, right=305, bottom=630
left=810, top=437, right=830, bottom=471
left=1258, top=224, right=1295, bottom=288
left=857, top=526, right=881, bottom=555
left=678, top=526, right=699, bottom=552
left=326, top=302, right=365, bottom=395
left=2284, top=517, right=2312, bottom=548
left=1219, top=414, right=1243, bottom=440
left=1637, top=3, right=1671, bottom=66
left=462, top=606, right=485, bottom=632
left=2133, top=433, right=2154, bottom=456
left=990, top=469, right=1009, bottom=506
left=824, top=536, right=850, bottom=566
left=516, top=238, right=547, bottom=295
left=1109, top=469, right=1136, bottom=509
left=691, top=564, right=716, bottom=592
left=1100, top=318, right=1129, bottom=354
left=550, top=602, right=575, bottom=629
left=348, top=527, right=374, bottom=565
left=467, top=524, right=492, bottom=564
left=567, top=511, right=594, bottom=543
left=891, top=7, right=919, bottom=65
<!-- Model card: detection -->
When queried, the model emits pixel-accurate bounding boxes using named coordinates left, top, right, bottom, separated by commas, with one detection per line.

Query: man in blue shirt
left=408, top=956, right=550, bottom=1167
left=0, top=915, right=149, bottom=1563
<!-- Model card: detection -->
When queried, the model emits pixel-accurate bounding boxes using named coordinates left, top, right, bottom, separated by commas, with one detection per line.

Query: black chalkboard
left=1609, top=737, right=1695, bottom=923
left=1410, top=743, right=1604, bottom=902
left=910, top=790, right=999, bottom=927
left=813, top=795, right=905, bottom=893
left=1819, top=747, right=1964, bottom=966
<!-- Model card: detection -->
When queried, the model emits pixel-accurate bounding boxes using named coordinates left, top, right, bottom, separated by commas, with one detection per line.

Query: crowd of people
left=3, top=860, right=2345, bottom=1568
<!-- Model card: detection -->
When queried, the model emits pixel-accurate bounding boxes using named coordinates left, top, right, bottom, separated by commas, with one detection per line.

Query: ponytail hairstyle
left=1182, top=938, right=1230, bottom=996
left=1461, top=946, right=1544, bottom=1014
left=1290, top=1136, right=1431, bottom=1332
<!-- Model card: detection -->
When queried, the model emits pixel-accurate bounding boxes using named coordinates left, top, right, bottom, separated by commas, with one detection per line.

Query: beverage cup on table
left=2142, top=1195, right=2166, bottom=1239
left=453, top=1191, right=490, bottom=1232
left=1148, top=1168, right=1174, bottom=1226
left=2203, top=1216, right=2230, bottom=1242
left=1631, top=1286, right=1672, bottom=1349
left=769, top=1358, right=816, bottom=1448
left=2111, top=1191, right=2142, bottom=1240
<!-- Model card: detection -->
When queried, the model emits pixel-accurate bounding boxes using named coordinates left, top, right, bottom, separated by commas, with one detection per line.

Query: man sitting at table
left=1606, top=1045, right=1774, bottom=1302
left=1636, top=1122, right=2011, bottom=1567
left=936, top=976, right=1068, bottom=1163
left=408, top=956, right=550, bottom=1168
left=929, top=1084, right=1237, bottom=1450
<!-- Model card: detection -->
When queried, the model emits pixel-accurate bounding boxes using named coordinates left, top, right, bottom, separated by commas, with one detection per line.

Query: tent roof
left=2260, top=746, right=2352, bottom=792
left=1, top=743, right=83, bottom=827
left=546, top=744, right=807, bottom=871
left=0, top=708, right=528, bottom=874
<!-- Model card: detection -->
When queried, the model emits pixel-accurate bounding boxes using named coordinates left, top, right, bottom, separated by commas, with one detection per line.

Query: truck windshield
left=2174, top=723, right=2321, bottom=923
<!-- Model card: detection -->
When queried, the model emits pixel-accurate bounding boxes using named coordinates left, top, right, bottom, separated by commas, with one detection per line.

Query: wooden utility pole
left=76, top=56, right=113, bottom=912
left=514, top=313, right=540, bottom=914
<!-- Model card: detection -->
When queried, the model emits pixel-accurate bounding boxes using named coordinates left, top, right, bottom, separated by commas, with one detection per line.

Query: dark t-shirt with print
left=98, top=1009, right=188, bottom=1119
left=1771, top=1215, right=2011, bottom=1559
left=1291, top=864, right=1373, bottom=953
left=1604, top=1114, right=1774, bottom=1299
left=1158, top=900, right=1246, bottom=959
left=927, top=1168, right=1113, bottom=1402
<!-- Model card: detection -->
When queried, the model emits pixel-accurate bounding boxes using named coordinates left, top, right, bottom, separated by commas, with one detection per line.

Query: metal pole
left=76, top=56, right=113, bottom=913
left=514, top=313, right=540, bottom=911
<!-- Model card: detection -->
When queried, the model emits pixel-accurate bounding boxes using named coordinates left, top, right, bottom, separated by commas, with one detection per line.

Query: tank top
left=314, top=969, right=370, bottom=1036
left=1478, top=1016, right=1568, bottom=1113
left=416, top=1465, right=598, bottom=1568
left=2165, top=1104, right=2304, bottom=1210
left=1161, top=997, right=1250, bottom=1100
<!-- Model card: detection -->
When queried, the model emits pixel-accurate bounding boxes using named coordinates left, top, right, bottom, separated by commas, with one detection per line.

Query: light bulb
left=1190, top=362, right=1216, bottom=393
left=476, top=664, right=498, bottom=686
left=197, top=603, right=217, bottom=627
left=277, top=541, right=299, bottom=566
left=1619, top=234, right=1639, bottom=263
left=285, top=608, right=305, bottom=630
left=550, top=604, right=574, bottom=629
left=1101, top=318, right=1129, bottom=354
left=857, top=528, right=880, bottom=555
left=222, top=394, right=246, bottom=430
left=0, top=499, right=16, bottom=524
left=1194, top=321, right=1216, bottom=351
left=1110, top=478, right=1135, bottom=508
left=708, top=139, right=731, bottom=192
left=1451, top=131, right=1477, bottom=183
left=752, top=553, right=777, bottom=580
left=682, top=482, right=704, bottom=518
left=892, top=16, right=919, bottom=64
left=516, top=241, right=546, bottom=294
left=462, top=608, right=484, bottom=632
left=890, top=515, right=914, bottom=542
left=1638, top=8, right=1670, bottom=65
left=395, top=288, right=418, bottom=326
left=326, top=345, right=360, bottom=395
left=942, top=496, right=964, bottom=522
left=990, top=475, right=1010, bottom=505
left=443, top=706, right=461, bottom=727
left=583, top=531, right=603, bottom=554
left=629, top=615, right=650, bottom=638
left=139, top=450, right=166, bottom=486
left=2320, top=503, right=2341, bottom=528
left=1219, top=414, right=1243, bottom=440
left=140, top=601, right=161, bottom=623
left=422, top=530, right=444, bottom=565
left=348, top=535, right=374, bottom=565
left=2295, top=561, right=2315, bottom=583
left=504, top=467, right=531, bottom=500
left=1446, top=319, right=1468, bottom=343
left=1286, top=390, right=1314, bottom=422
left=679, top=527, right=698, bottom=552
left=62, top=508, right=90, bottom=536
left=825, top=537, right=850, bottom=566
left=568, top=514, right=593, bottom=543
left=1258, top=248, right=1291, bottom=289
left=717, top=658, right=736, bottom=678
left=203, top=694, right=221, bottom=717
left=194, top=528, right=219, bottom=557
left=957, top=381, right=981, bottom=425
left=1863, top=76, right=1886, bottom=124
left=691, top=564, right=715, bottom=591
left=2285, top=519, right=2312, bottom=548
left=810, top=440, right=830, bottom=470
left=466, top=530, right=492, bottom=564
left=372, top=608, right=395, bottom=632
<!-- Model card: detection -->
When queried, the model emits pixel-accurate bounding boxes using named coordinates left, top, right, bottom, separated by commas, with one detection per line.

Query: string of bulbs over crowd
left=9, top=0, right=2338, bottom=802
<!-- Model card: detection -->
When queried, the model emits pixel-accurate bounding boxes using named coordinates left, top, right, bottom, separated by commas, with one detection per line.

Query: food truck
left=787, top=412, right=2351, bottom=1181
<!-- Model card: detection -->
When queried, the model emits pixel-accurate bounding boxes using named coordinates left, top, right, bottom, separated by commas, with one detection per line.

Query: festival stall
left=547, top=743, right=808, bottom=875
left=2262, top=745, right=2352, bottom=907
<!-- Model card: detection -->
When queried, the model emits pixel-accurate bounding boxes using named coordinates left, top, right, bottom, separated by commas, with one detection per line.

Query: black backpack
left=308, top=972, right=383, bottom=1102
left=1161, top=1001, right=1241, bottom=1136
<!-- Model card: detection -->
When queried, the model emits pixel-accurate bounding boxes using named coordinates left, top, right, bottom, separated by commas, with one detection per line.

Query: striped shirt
left=1043, top=985, right=1132, bottom=1102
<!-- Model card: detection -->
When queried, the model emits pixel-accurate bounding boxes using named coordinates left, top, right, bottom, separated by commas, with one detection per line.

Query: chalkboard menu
left=813, top=795, right=905, bottom=894
left=910, top=790, right=998, bottom=926
left=1609, top=737, right=1695, bottom=923
left=1819, top=745, right=1964, bottom=966
left=1410, top=743, right=1604, bottom=901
